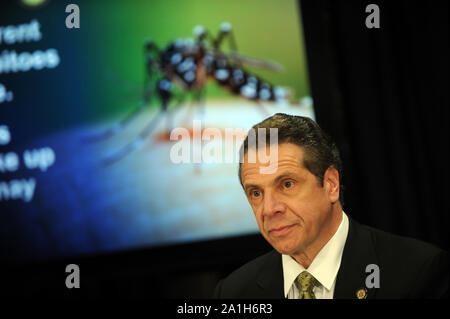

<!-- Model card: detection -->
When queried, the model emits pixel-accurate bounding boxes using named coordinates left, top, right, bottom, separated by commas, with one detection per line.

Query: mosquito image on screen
left=87, top=22, right=293, bottom=165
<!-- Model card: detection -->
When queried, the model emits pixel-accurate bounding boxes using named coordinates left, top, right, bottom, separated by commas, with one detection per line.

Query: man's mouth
left=269, top=224, right=295, bottom=237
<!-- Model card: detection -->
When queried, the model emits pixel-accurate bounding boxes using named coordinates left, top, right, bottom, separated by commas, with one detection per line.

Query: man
left=213, top=113, right=448, bottom=299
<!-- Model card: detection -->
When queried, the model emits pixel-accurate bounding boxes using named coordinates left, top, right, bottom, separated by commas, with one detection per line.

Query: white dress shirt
left=282, top=211, right=349, bottom=299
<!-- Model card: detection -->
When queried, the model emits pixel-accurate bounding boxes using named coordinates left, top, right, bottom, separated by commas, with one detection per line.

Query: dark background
left=1, top=0, right=448, bottom=298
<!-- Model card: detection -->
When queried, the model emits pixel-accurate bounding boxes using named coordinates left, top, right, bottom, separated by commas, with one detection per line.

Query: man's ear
left=324, top=166, right=340, bottom=203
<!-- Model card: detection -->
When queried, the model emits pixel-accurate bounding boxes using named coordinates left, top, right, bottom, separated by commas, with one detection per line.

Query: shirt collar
left=282, top=211, right=349, bottom=297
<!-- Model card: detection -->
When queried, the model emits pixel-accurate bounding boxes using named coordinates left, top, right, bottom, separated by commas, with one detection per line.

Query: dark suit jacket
left=213, top=217, right=449, bottom=299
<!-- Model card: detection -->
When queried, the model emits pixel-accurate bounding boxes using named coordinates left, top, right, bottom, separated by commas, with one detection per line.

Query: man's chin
left=271, top=240, right=302, bottom=256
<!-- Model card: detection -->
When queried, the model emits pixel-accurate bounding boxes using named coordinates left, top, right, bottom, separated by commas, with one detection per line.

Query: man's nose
left=262, top=190, right=284, bottom=217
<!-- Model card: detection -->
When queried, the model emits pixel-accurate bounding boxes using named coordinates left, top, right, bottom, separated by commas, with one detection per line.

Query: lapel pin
left=356, top=288, right=367, bottom=299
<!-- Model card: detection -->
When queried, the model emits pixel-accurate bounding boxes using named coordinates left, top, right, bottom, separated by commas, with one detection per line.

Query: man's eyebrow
left=243, top=183, right=260, bottom=192
left=244, top=173, right=301, bottom=191
left=273, top=173, right=300, bottom=185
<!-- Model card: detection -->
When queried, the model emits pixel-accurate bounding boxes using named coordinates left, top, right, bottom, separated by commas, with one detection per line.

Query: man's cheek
left=253, top=212, right=263, bottom=230
left=258, top=219, right=266, bottom=234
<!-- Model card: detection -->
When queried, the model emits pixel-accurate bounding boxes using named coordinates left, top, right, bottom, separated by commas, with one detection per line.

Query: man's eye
left=252, top=190, right=261, bottom=198
left=284, top=181, right=293, bottom=188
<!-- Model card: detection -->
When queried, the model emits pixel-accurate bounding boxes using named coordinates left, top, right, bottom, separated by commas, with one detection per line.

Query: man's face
left=241, top=143, right=338, bottom=256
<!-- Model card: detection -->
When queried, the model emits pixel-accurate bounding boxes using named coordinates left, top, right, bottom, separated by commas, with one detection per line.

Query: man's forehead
left=241, top=143, right=306, bottom=185
left=243, top=143, right=304, bottom=166
left=242, top=160, right=302, bottom=180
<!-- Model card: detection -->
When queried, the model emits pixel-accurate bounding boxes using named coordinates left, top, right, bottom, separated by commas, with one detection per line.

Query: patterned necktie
left=297, top=271, right=318, bottom=299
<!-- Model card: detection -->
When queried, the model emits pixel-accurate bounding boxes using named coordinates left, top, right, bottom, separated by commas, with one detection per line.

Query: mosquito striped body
left=148, top=34, right=288, bottom=106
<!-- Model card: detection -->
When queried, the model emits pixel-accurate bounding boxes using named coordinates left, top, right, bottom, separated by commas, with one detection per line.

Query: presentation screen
left=0, top=0, right=314, bottom=264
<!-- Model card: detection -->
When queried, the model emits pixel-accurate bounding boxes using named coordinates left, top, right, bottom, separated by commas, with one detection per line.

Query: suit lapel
left=334, top=216, right=379, bottom=299
left=255, top=250, right=285, bottom=298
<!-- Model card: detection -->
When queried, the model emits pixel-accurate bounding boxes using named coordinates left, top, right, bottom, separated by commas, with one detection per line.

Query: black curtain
left=301, top=0, right=448, bottom=250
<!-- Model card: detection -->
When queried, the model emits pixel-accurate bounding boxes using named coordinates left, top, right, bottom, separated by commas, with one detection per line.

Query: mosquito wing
left=211, top=50, right=284, bottom=72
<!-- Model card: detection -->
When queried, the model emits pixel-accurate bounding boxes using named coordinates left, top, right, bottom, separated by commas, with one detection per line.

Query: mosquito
left=88, top=22, right=291, bottom=165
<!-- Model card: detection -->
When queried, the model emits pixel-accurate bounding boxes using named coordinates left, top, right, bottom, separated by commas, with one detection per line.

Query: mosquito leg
left=191, top=88, right=207, bottom=128
left=212, top=22, right=243, bottom=69
left=253, top=100, right=271, bottom=118
left=192, top=89, right=207, bottom=174
left=84, top=50, right=156, bottom=143
left=101, top=107, right=165, bottom=166
left=213, top=22, right=235, bottom=50
left=101, top=77, right=174, bottom=165
left=83, top=100, right=150, bottom=143
left=156, top=93, right=188, bottom=142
